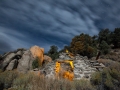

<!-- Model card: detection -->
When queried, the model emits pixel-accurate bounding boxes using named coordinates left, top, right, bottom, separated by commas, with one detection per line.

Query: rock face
left=43, top=55, right=52, bottom=63
left=17, top=50, right=34, bottom=73
left=0, top=46, right=41, bottom=72
left=6, top=59, right=17, bottom=70
left=30, top=45, right=44, bottom=66
left=59, top=53, right=71, bottom=60
left=74, top=55, right=96, bottom=80
left=0, top=46, right=45, bottom=73
left=40, top=61, right=55, bottom=79
left=74, top=55, right=105, bottom=80
left=1, top=53, right=16, bottom=70
left=0, top=48, right=26, bottom=71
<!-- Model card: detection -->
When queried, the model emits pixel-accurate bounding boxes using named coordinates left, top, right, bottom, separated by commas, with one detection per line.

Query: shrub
left=98, top=59, right=114, bottom=67
left=101, top=52, right=120, bottom=62
left=0, top=70, right=95, bottom=90
left=32, top=57, right=39, bottom=69
left=0, top=70, right=19, bottom=89
left=11, top=72, right=94, bottom=90
left=47, top=45, right=59, bottom=60
left=91, top=67, right=120, bottom=90
left=12, top=73, right=34, bottom=90
left=98, top=29, right=112, bottom=45
left=36, top=78, right=92, bottom=90
left=74, top=79, right=94, bottom=90
left=99, top=40, right=110, bottom=55
left=112, top=28, right=120, bottom=48
left=29, top=77, right=73, bottom=90
left=0, top=69, right=2, bottom=73
left=90, top=72, right=102, bottom=85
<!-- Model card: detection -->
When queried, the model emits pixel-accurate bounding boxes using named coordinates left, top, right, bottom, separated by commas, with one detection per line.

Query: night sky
left=0, top=0, right=120, bottom=54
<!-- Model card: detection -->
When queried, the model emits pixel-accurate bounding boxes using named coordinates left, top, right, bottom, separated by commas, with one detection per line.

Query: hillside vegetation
left=47, top=28, right=120, bottom=60
left=0, top=70, right=94, bottom=90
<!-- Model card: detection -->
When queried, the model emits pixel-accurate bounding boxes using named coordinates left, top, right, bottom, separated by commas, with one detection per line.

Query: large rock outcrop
left=0, top=46, right=45, bottom=73
left=30, top=45, right=44, bottom=66
left=0, top=48, right=25, bottom=71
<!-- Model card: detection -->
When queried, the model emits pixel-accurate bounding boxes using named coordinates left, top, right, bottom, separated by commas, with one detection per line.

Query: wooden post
left=96, top=51, right=101, bottom=60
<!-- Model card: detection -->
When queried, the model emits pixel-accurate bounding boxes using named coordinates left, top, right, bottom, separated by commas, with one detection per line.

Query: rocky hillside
left=1, top=46, right=120, bottom=90
left=0, top=45, right=106, bottom=80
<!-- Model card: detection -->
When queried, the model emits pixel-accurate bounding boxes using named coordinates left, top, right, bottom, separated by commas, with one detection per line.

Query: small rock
left=74, top=74, right=80, bottom=78
left=33, top=68, right=39, bottom=71
left=79, top=72, right=83, bottom=74
left=83, top=56, right=88, bottom=60
left=84, top=75, right=89, bottom=78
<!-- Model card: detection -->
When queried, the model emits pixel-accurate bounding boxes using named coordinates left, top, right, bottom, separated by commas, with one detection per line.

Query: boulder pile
left=0, top=45, right=51, bottom=73
left=39, top=53, right=105, bottom=80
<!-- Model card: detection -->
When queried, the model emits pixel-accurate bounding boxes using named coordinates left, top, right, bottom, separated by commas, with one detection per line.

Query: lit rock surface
left=30, top=45, right=44, bottom=66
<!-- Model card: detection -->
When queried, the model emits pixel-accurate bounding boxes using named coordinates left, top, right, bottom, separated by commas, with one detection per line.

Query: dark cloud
left=0, top=0, right=120, bottom=53
left=0, top=39, right=12, bottom=54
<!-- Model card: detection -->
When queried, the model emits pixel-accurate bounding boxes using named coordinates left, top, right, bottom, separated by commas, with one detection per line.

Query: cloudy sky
left=0, top=0, right=120, bottom=54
